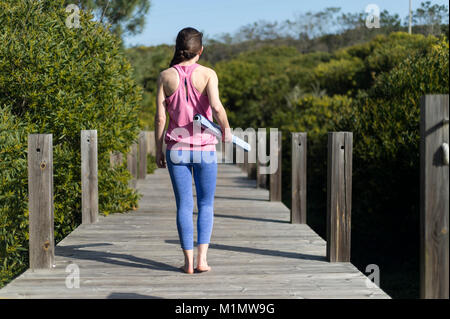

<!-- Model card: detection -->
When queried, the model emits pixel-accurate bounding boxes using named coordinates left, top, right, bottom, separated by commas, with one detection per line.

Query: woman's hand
left=222, top=127, right=233, bottom=143
left=156, top=150, right=166, bottom=168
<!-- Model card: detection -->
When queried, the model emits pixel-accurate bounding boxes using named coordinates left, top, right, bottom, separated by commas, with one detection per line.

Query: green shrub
left=125, top=45, right=173, bottom=129
left=147, top=154, right=157, bottom=174
left=0, top=0, right=142, bottom=287
left=274, top=94, right=353, bottom=231
left=0, top=106, right=29, bottom=287
left=313, top=57, right=365, bottom=95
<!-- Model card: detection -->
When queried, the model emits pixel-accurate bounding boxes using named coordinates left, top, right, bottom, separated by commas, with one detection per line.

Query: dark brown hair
left=169, top=27, right=203, bottom=67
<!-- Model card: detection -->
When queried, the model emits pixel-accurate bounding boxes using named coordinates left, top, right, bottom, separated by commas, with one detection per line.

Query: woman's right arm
left=206, top=69, right=232, bottom=143
left=155, top=72, right=167, bottom=168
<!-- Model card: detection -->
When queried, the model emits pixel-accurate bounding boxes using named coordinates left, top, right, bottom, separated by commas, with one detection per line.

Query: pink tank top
left=164, top=63, right=218, bottom=151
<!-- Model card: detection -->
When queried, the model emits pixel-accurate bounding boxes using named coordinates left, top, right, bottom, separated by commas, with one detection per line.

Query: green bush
left=273, top=94, right=353, bottom=232
left=0, top=106, right=28, bottom=286
left=313, top=57, right=365, bottom=95
left=0, top=0, right=142, bottom=287
left=147, top=154, right=157, bottom=174
left=125, top=45, right=173, bottom=129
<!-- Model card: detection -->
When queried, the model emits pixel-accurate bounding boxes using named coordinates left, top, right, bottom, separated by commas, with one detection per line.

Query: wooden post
left=236, top=131, right=243, bottom=169
left=256, top=159, right=267, bottom=189
left=247, top=133, right=256, bottom=179
left=243, top=134, right=249, bottom=173
left=270, top=131, right=282, bottom=201
left=292, top=133, right=307, bottom=224
left=223, top=130, right=234, bottom=164
left=256, top=131, right=267, bottom=189
left=236, top=132, right=245, bottom=169
left=326, top=132, right=352, bottom=262
left=146, top=131, right=156, bottom=156
left=109, top=151, right=123, bottom=168
left=215, top=139, right=224, bottom=164
left=127, top=143, right=138, bottom=179
left=28, top=134, right=54, bottom=269
left=420, top=94, right=449, bottom=299
left=138, top=131, right=147, bottom=180
left=81, top=130, right=99, bottom=224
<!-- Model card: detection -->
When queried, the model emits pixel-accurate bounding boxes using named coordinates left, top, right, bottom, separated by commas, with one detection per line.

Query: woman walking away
left=154, top=27, right=232, bottom=274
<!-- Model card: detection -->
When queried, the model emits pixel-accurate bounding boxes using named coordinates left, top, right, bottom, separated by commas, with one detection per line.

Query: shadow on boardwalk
left=57, top=243, right=181, bottom=272
left=165, top=240, right=326, bottom=262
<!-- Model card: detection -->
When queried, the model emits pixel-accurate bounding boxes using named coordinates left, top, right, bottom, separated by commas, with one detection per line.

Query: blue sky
left=124, top=0, right=449, bottom=47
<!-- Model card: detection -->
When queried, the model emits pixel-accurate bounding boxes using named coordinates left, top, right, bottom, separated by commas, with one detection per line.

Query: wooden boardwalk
left=0, top=162, right=389, bottom=299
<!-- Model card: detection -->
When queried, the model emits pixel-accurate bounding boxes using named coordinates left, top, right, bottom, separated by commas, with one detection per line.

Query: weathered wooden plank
left=269, top=131, right=282, bottom=201
left=81, top=130, right=99, bottom=224
left=28, top=134, right=54, bottom=269
left=291, top=133, right=307, bottom=224
left=326, top=132, right=352, bottom=262
left=420, top=95, right=449, bottom=299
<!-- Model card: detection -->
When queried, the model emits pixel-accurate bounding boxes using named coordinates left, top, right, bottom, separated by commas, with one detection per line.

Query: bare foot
left=196, top=244, right=211, bottom=273
left=195, top=264, right=211, bottom=273
left=181, top=249, right=194, bottom=274
left=180, top=265, right=194, bottom=274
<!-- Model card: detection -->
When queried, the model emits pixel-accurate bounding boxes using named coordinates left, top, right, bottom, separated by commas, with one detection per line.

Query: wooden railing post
left=256, top=130, right=267, bottom=189
left=420, top=94, right=449, bottom=299
left=269, top=131, right=282, bottom=201
left=127, top=143, right=138, bottom=179
left=138, top=131, right=147, bottom=180
left=28, top=134, right=54, bottom=269
left=81, top=130, right=99, bottom=224
left=223, top=129, right=234, bottom=164
left=243, top=134, right=249, bottom=173
left=326, top=132, right=352, bottom=262
left=247, top=132, right=256, bottom=179
left=235, top=131, right=244, bottom=168
left=109, top=151, right=123, bottom=168
left=146, top=131, right=156, bottom=156
left=292, top=133, right=307, bottom=224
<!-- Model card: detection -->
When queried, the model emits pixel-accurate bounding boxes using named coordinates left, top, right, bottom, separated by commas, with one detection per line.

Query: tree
left=410, top=1, right=449, bottom=35
left=65, top=0, right=151, bottom=37
left=0, top=0, right=142, bottom=287
left=286, top=7, right=341, bottom=39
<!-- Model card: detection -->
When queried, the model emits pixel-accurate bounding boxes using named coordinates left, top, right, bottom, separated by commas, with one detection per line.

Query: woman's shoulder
left=196, top=63, right=215, bottom=74
left=194, top=64, right=217, bottom=81
left=159, top=67, right=178, bottom=85
left=160, top=66, right=177, bottom=78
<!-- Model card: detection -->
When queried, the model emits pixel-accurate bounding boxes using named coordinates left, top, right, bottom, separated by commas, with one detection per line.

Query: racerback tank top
left=164, top=63, right=218, bottom=151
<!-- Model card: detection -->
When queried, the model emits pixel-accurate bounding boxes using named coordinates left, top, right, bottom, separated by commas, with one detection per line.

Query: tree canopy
left=65, top=0, right=151, bottom=37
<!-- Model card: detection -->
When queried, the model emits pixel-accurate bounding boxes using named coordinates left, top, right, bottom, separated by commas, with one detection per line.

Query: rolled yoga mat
left=193, top=114, right=251, bottom=152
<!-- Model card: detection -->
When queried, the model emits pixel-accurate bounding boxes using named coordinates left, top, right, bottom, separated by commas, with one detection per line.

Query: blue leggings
left=166, top=150, right=217, bottom=250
